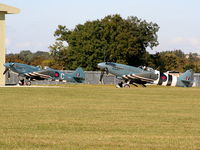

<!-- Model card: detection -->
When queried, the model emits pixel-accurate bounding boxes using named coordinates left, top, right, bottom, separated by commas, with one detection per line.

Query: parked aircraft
left=97, top=62, right=193, bottom=88
left=3, top=62, right=85, bottom=85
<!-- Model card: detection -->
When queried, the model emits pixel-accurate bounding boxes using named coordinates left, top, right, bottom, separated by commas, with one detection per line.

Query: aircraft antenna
left=104, top=49, right=106, bottom=62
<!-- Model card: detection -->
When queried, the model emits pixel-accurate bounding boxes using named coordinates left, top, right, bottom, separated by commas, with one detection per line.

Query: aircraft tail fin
left=72, top=67, right=85, bottom=83
left=179, top=69, right=193, bottom=87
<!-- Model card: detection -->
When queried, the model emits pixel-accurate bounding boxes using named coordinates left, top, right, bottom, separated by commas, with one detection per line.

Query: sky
left=1, top=0, right=200, bottom=54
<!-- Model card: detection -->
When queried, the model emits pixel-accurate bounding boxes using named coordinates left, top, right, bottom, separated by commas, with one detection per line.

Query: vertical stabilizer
left=72, top=67, right=85, bottom=83
left=178, top=69, right=193, bottom=87
left=179, top=70, right=193, bottom=80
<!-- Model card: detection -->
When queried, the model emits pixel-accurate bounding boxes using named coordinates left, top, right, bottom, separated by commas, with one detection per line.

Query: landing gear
left=116, top=82, right=130, bottom=88
left=123, top=83, right=130, bottom=88
left=116, top=82, right=123, bottom=88
left=26, top=81, right=31, bottom=86
left=132, top=83, right=138, bottom=87
left=18, top=79, right=31, bottom=86
left=19, top=79, right=25, bottom=86
left=116, top=81, right=147, bottom=88
left=141, top=84, right=146, bottom=87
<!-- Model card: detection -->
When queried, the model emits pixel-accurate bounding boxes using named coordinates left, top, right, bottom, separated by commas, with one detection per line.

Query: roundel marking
left=76, top=73, right=80, bottom=77
left=55, top=72, right=60, bottom=77
left=161, top=74, right=167, bottom=82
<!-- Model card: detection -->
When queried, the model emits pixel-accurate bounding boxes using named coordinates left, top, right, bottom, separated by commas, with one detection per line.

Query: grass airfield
left=0, top=85, right=200, bottom=150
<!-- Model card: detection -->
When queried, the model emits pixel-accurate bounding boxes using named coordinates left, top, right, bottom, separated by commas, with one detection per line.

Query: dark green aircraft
left=3, top=62, right=85, bottom=85
left=98, top=62, right=193, bottom=88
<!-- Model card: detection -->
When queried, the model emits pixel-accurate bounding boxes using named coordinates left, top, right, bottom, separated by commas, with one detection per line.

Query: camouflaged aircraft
left=3, top=62, right=85, bottom=85
left=97, top=62, right=193, bottom=88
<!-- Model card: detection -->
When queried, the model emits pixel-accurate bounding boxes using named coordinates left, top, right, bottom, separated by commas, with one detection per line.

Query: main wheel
left=19, top=79, right=25, bottom=86
left=116, top=82, right=123, bottom=88
left=26, top=81, right=31, bottom=86
left=123, top=84, right=130, bottom=88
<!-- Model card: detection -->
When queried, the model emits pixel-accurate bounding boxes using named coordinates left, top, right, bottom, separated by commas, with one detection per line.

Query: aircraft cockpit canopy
left=37, top=66, right=50, bottom=70
left=44, top=66, right=50, bottom=70
left=138, top=66, right=154, bottom=72
left=37, top=65, right=42, bottom=69
left=105, top=62, right=116, bottom=67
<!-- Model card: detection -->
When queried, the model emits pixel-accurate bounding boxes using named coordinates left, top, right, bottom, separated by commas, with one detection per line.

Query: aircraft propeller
left=3, top=68, right=11, bottom=79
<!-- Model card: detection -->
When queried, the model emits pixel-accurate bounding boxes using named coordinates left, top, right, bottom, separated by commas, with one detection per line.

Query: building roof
left=0, top=3, right=20, bottom=14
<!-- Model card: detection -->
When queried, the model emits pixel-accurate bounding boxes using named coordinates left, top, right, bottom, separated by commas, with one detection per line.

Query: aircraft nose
left=4, top=63, right=10, bottom=68
left=4, top=63, right=14, bottom=68
left=97, top=62, right=106, bottom=69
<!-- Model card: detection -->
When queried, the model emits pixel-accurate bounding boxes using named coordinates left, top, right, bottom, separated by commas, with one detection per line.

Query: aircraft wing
left=24, top=70, right=53, bottom=80
left=122, top=72, right=155, bottom=83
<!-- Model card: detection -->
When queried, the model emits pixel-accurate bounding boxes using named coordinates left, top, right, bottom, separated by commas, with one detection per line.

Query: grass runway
left=0, top=85, right=200, bottom=150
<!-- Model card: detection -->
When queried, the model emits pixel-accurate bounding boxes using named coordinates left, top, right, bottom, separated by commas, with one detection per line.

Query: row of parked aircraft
left=3, top=63, right=85, bottom=86
left=3, top=62, right=193, bottom=87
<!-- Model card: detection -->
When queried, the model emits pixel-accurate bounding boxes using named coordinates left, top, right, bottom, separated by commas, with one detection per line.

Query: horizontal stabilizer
left=181, top=79, right=193, bottom=83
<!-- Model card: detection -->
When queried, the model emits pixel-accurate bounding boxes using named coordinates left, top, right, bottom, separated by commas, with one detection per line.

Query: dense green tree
left=18, top=50, right=33, bottom=64
left=49, top=42, right=70, bottom=69
left=184, top=53, right=200, bottom=72
left=152, top=50, right=188, bottom=72
left=50, top=14, right=159, bottom=70
left=159, top=52, right=179, bottom=72
left=150, top=50, right=200, bottom=73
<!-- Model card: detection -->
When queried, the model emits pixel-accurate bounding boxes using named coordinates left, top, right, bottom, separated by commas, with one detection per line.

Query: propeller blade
left=100, top=71, right=104, bottom=82
left=3, top=68, right=9, bottom=75
left=3, top=68, right=11, bottom=79
left=105, top=67, right=109, bottom=75
left=7, top=70, right=11, bottom=79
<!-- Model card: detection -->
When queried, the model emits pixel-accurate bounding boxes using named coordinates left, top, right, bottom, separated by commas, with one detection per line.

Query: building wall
left=193, top=73, right=200, bottom=87
left=0, top=13, right=5, bottom=86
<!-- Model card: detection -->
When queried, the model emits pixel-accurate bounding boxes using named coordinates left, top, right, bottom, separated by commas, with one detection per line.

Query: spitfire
left=98, top=62, right=193, bottom=88
left=3, top=62, right=85, bottom=85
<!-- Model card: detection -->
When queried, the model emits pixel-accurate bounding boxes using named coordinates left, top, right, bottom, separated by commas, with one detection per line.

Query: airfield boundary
left=5, top=71, right=200, bottom=87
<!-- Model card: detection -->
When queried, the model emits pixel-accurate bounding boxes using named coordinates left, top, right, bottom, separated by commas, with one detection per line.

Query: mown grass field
left=0, top=85, right=200, bottom=150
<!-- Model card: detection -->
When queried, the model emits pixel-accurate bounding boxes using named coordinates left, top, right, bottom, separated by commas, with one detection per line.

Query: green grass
left=0, top=85, right=200, bottom=150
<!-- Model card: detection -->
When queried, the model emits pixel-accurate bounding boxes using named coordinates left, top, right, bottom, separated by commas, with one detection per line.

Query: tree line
left=6, top=50, right=200, bottom=72
left=6, top=14, right=200, bottom=72
left=6, top=50, right=61, bottom=69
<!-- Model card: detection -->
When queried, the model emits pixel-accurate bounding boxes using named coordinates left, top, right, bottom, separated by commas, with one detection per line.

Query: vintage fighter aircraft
left=97, top=62, right=193, bottom=88
left=3, top=62, right=85, bottom=85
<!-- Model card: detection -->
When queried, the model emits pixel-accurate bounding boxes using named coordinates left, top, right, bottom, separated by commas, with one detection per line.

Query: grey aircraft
left=97, top=62, right=193, bottom=88
left=3, top=62, right=85, bottom=85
